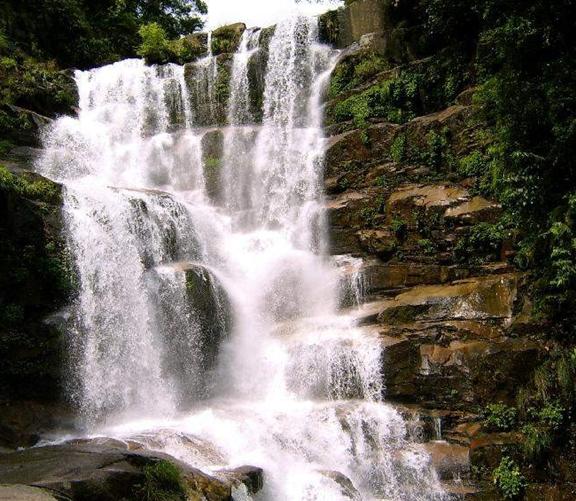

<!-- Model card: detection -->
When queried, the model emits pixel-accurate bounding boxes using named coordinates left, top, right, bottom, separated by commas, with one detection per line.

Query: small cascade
left=36, top=14, right=448, bottom=501
left=220, top=27, right=262, bottom=213
left=186, top=31, right=222, bottom=126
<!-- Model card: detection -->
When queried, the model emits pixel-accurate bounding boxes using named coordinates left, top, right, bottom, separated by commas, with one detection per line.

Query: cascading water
left=37, top=15, right=447, bottom=500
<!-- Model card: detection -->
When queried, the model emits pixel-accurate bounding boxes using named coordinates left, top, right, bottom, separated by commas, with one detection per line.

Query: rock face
left=318, top=3, right=572, bottom=497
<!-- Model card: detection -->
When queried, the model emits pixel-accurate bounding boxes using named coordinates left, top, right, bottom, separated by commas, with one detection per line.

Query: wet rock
left=201, top=128, right=224, bottom=202
left=218, top=465, right=264, bottom=495
left=0, top=484, right=57, bottom=501
left=0, top=105, right=52, bottom=147
left=444, top=196, right=502, bottom=225
left=0, top=439, right=233, bottom=501
left=388, top=183, right=469, bottom=210
left=0, top=402, right=74, bottom=450
left=318, top=470, right=361, bottom=500
left=422, top=441, right=470, bottom=480
left=469, top=433, right=524, bottom=471
left=181, top=263, right=233, bottom=363
left=376, top=274, right=519, bottom=323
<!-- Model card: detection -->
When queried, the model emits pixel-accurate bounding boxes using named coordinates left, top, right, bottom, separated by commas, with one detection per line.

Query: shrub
left=493, top=457, right=525, bottom=499
left=138, top=23, right=172, bottom=64
left=454, top=223, right=503, bottom=264
left=484, top=403, right=517, bottom=431
left=538, top=401, right=565, bottom=430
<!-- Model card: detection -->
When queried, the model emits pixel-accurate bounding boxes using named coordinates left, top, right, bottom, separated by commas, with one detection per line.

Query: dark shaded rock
left=0, top=105, right=52, bottom=148
left=0, top=169, right=72, bottom=440
left=0, top=401, right=74, bottom=450
left=182, top=263, right=233, bottom=370
left=469, top=433, right=524, bottom=472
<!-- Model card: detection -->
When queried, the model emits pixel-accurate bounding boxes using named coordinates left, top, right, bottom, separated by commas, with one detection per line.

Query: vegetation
left=492, top=457, right=526, bottom=499
left=454, top=223, right=504, bottom=264
left=0, top=0, right=207, bottom=69
left=136, top=460, right=187, bottom=501
left=484, top=403, right=517, bottom=431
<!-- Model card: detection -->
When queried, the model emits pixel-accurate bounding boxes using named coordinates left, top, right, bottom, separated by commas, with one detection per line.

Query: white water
left=37, top=17, right=446, bottom=500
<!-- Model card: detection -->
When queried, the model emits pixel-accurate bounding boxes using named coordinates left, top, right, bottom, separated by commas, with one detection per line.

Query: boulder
left=217, top=465, right=264, bottom=495
left=0, top=439, right=249, bottom=501
left=211, top=23, right=247, bottom=56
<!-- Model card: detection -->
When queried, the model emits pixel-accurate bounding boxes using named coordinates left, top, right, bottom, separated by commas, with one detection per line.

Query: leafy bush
left=484, top=403, right=517, bottom=431
left=492, top=457, right=525, bottom=499
left=537, top=401, right=565, bottom=430
left=454, top=223, right=504, bottom=264
left=421, top=128, right=452, bottom=169
left=138, top=23, right=172, bottom=64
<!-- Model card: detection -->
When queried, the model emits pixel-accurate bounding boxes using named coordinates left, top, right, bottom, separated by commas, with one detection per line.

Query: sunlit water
left=37, top=17, right=446, bottom=500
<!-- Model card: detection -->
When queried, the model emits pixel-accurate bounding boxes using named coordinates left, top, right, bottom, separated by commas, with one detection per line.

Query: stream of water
left=37, top=16, right=446, bottom=501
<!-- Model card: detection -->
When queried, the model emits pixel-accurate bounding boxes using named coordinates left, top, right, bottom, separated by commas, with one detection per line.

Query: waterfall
left=37, top=15, right=446, bottom=500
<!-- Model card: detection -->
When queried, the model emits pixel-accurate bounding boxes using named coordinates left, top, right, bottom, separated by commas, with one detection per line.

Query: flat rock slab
left=0, top=485, right=58, bottom=501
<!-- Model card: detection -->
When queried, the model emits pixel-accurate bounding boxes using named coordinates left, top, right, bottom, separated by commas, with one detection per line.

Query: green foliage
left=391, top=218, right=408, bottom=240
left=204, top=156, right=221, bottom=170
left=421, top=128, right=453, bottom=169
left=0, top=29, right=8, bottom=52
left=0, top=56, right=77, bottom=121
left=454, top=222, right=503, bottom=264
left=328, top=50, right=387, bottom=99
left=390, top=134, right=407, bottom=163
left=0, top=0, right=206, bottom=69
left=214, top=62, right=231, bottom=109
left=211, top=25, right=243, bottom=56
left=0, top=164, right=61, bottom=204
left=521, top=424, right=552, bottom=461
left=484, top=403, right=517, bottom=431
left=137, top=23, right=171, bottom=64
left=417, top=239, right=436, bottom=255
left=492, top=457, right=526, bottom=499
left=537, top=401, right=565, bottom=430
left=137, top=460, right=186, bottom=501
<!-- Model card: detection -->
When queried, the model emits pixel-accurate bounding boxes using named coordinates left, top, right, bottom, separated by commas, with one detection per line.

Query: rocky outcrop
left=0, top=438, right=263, bottom=501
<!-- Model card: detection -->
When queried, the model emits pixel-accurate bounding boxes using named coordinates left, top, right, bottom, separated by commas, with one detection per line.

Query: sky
left=204, top=0, right=342, bottom=30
